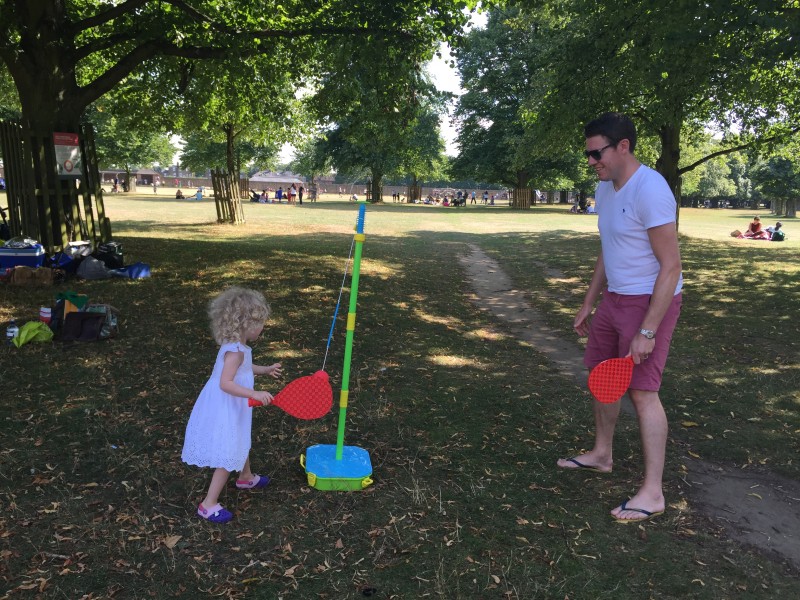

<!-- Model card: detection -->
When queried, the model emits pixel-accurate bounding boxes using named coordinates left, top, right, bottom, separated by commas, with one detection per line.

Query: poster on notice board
left=54, top=132, right=83, bottom=177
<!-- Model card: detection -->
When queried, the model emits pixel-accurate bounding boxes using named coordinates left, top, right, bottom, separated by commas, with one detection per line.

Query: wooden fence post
left=210, top=169, right=245, bottom=224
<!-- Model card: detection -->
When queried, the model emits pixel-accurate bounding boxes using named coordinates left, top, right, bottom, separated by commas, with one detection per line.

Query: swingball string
left=321, top=237, right=355, bottom=373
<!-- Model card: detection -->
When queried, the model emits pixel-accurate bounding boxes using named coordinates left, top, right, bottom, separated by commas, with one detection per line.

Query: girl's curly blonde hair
left=208, top=287, right=271, bottom=345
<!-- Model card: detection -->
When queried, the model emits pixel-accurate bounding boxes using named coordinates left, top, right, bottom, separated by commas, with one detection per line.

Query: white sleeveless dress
left=181, top=342, right=254, bottom=472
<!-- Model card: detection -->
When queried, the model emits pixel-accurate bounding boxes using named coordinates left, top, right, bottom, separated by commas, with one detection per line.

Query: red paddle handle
left=248, top=398, right=263, bottom=407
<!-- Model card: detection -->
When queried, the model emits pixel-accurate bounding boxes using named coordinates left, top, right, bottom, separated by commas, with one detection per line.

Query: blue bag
left=113, top=262, right=151, bottom=279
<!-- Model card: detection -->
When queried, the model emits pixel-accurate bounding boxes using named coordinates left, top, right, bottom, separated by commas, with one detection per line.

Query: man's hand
left=629, top=334, right=656, bottom=365
left=574, top=305, right=594, bottom=337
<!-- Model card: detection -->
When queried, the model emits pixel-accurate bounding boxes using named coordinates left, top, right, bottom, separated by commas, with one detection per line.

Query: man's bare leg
left=611, top=389, right=667, bottom=520
left=557, top=399, right=621, bottom=473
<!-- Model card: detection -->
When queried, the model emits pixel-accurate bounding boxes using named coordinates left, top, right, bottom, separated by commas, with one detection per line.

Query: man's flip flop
left=235, top=474, right=271, bottom=489
left=558, top=457, right=609, bottom=473
left=197, top=503, right=233, bottom=523
left=612, top=500, right=664, bottom=524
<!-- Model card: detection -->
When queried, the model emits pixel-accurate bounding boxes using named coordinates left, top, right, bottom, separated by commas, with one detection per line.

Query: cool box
left=0, top=244, right=45, bottom=270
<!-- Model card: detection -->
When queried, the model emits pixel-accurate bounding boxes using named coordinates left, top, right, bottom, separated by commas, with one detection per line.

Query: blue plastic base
left=303, top=444, right=373, bottom=491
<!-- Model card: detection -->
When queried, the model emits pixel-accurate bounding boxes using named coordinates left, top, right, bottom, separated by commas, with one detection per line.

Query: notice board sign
left=54, top=132, right=83, bottom=177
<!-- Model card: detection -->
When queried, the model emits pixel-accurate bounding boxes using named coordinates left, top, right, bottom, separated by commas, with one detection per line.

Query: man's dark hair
left=584, top=112, right=637, bottom=153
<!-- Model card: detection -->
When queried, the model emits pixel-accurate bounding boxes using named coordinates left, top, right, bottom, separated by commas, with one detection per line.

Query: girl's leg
left=202, top=468, right=230, bottom=508
left=238, top=456, right=255, bottom=484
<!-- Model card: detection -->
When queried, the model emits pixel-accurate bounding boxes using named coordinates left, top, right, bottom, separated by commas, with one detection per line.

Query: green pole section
left=335, top=202, right=367, bottom=460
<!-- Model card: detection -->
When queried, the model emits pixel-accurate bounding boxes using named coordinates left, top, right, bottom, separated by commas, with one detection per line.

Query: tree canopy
left=0, top=0, right=474, bottom=132
left=450, top=1, right=800, bottom=204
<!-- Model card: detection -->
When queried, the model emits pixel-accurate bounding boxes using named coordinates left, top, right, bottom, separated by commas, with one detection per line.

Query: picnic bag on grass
left=92, top=241, right=124, bottom=269
left=60, top=304, right=119, bottom=342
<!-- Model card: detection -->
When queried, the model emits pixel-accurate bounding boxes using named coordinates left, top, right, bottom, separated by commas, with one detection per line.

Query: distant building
left=249, top=171, right=305, bottom=189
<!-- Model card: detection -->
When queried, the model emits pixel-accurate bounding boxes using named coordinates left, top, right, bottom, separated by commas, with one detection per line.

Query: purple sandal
left=197, top=503, right=233, bottom=523
left=235, top=474, right=271, bottom=489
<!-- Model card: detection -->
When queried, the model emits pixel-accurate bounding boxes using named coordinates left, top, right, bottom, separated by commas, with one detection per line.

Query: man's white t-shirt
left=595, top=165, right=683, bottom=296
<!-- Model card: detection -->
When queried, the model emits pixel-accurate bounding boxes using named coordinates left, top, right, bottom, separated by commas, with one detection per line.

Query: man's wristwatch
left=639, top=328, right=656, bottom=339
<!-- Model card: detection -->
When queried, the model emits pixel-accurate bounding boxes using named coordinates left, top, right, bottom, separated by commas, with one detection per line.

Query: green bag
left=12, top=321, right=54, bottom=347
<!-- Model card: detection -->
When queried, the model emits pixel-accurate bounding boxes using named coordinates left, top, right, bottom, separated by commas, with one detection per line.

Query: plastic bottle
left=6, top=320, right=19, bottom=345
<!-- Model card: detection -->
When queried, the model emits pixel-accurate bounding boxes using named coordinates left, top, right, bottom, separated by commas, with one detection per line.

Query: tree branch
left=678, top=126, right=800, bottom=175
left=75, top=17, right=407, bottom=109
left=74, top=33, right=133, bottom=63
left=69, top=0, right=150, bottom=35
left=77, top=40, right=166, bottom=108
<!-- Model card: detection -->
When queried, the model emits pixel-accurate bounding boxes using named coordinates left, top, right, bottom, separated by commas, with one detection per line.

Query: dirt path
left=459, top=244, right=800, bottom=571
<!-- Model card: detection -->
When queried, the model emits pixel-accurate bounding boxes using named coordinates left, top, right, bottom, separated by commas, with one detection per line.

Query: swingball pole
left=301, top=201, right=373, bottom=491
left=335, top=201, right=366, bottom=459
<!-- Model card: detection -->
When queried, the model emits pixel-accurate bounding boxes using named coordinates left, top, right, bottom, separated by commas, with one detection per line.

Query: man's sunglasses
left=584, top=142, right=617, bottom=161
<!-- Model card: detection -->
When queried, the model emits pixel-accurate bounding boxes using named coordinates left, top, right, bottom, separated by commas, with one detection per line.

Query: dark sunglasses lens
left=585, top=150, right=601, bottom=160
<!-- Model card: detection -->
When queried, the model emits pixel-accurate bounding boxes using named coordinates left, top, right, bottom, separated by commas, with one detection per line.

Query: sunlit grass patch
left=465, top=327, right=510, bottom=342
left=428, top=354, right=491, bottom=370
left=412, top=309, right=464, bottom=329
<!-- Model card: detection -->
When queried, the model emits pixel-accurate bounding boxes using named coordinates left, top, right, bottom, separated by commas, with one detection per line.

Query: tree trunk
left=655, top=119, right=683, bottom=226
left=410, top=173, right=419, bottom=203
left=370, top=169, right=383, bottom=203
left=224, top=123, right=236, bottom=175
left=655, top=122, right=682, bottom=199
left=515, top=169, right=530, bottom=190
left=124, top=166, right=135, bottom=192
left=1, top=2, right=112, bottom=249
left=786, top=198, right=797, bottom=218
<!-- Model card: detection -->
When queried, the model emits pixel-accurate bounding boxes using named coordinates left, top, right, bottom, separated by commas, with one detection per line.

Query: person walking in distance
left=558, top=112, right=683, bottom=524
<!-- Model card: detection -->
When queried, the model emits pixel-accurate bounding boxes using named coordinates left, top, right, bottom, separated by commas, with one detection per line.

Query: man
left=558, top=112, right=683, bottom=524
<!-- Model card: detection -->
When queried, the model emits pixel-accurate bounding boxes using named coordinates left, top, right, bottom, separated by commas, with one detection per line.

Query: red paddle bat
left=249, top=370, right=333, bottom=420
left=588, top=356, right=634, bottom=404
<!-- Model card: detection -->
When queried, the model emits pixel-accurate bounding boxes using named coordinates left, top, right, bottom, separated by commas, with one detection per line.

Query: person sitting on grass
left=766, top=221, right=786, bottom=241
left=741, top=216, right=769, bottom=239
left=175, top=189, right=185, bottom=199
left=181, top=287, right=284, bottom=524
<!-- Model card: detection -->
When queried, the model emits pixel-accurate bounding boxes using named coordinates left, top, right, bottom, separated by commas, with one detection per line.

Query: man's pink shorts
left=584, top=291, right=682, bottom=392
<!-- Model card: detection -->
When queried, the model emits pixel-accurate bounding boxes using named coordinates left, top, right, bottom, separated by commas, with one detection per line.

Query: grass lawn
left=1, top=193, right=798, bottom=598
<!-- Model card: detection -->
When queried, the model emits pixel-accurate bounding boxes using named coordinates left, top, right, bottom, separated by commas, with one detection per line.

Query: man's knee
left=628, top=388, right=662, bottom=408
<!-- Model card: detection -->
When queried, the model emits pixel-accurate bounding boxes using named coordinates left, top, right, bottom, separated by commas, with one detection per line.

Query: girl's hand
left=267, top=363, right=283, bottom=379
left=250, top=390, right=273, bottom=405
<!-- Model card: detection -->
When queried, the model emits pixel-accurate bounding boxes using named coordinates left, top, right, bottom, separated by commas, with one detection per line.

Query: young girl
left=181, top=287, right=283, bottom=523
